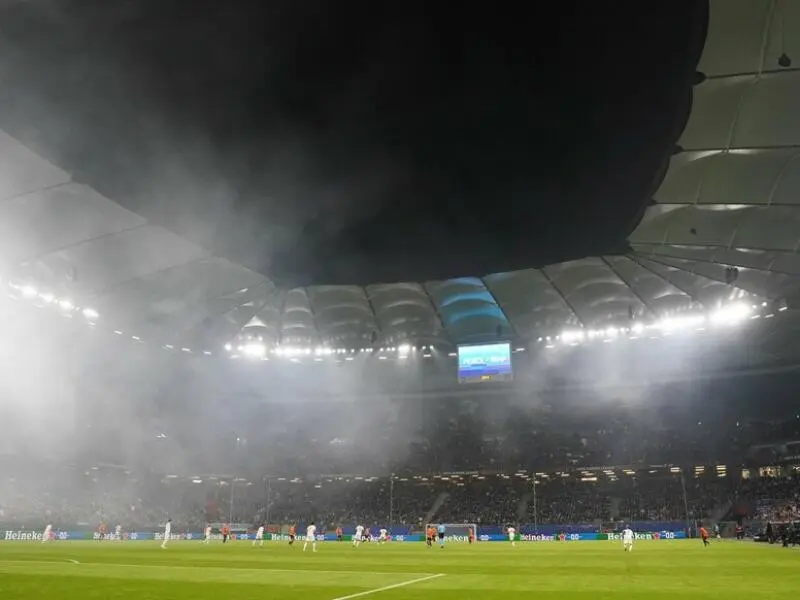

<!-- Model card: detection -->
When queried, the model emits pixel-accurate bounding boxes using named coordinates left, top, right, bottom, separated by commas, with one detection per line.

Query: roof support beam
left=653, top=200, right=800, bottom=209
left=633, top=240, right=800, bottom=254
left=538, top=268, right=585, bottom=328
left=0, top=180, right=72, bottom=205
left=304, top=287, right=322, bottom=344
left=600, top=256, right=657, bottom=319
left=15, top=222, right=150, bottom=267
left=421, top=283, right=453, bottom=344
left=479, top=277, right=518, bottom=339
left=180, top=283, right=279, bottom=344
left=86, top=255, right=207, bottom=299
left=644, top=255, right=775, bottom=300
left=635, top=248, right=796, bottom=278
left=277, top=289, right=288, bottom=344
left=361, top=286, right=382, bottom=334
left=629, top=254, right=707, bottom=307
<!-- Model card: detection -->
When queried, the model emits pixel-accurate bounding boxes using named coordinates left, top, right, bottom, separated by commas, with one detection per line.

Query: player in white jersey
left=378, top=528, right=388, bottom=544
left=42, top=524, right=53, bottom=543
left=508, top=526, right=516, bottom=547
left=253, top=524, right=265, bottom=546
left=303, top=522, right=317, bottom=552
left=204, top=525, right=212, bottom=544
left=115, top=524, right=122, bottom=541
left=622, top=527, right=634, bottom=551
left=353, top=525, right=364, bottom=547
left=161, top=519, right=172, bottom=549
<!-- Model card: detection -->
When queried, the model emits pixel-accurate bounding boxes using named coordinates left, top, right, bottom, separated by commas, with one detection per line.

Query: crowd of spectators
left=728, top=473, right=800, bottom=523
left=2, top=404, right=799, bottom=532
left=6, top=460, right=797, bottom=534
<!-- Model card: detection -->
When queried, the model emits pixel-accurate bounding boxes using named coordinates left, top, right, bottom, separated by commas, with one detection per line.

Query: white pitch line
left=67, top=559, right=80, bottom=564
left=331, top=573, right=445, bottom=600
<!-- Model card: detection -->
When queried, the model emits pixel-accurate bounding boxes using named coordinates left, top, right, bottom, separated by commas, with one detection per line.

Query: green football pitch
left=0, top=539, right=797, bottom=599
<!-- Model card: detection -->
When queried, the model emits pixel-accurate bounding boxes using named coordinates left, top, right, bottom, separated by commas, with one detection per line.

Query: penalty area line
left=331, top=573, right=445, bottom=600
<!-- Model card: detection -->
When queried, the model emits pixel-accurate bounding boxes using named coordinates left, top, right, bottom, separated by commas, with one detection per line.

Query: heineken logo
left=4, top=531, right=43, bottom=541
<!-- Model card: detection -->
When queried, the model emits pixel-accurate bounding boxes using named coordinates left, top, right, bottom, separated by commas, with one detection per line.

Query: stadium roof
left=1, top=0, right=799, bottom=352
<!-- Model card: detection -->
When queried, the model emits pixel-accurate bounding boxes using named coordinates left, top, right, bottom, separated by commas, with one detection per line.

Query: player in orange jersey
left=699, top=525, right=710, bottom=546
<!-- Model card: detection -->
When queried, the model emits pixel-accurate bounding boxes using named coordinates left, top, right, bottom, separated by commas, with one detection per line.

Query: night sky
left=0, top=0, right=707, bottom=286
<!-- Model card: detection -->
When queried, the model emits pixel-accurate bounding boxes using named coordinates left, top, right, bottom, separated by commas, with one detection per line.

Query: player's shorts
left=256, top=534, right=263, bottom=540
left=305, top=535, right=315, bottom=543
left=438, top=533, right=444, bottom=541
left=509, top=535, right=515, bottom=541
left=624, top=539, right=633, bottom=546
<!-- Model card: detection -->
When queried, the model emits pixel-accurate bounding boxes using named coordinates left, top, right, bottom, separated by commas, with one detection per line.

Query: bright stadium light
left=224, top=343, right=232, bottom=351
left=82, top=307, right=99, bottom=320
left=710, top=302, right=751, bottom=326
left=653, top=314, right=705, bottom=332
left=58, top=299, right=74, bottom=311
left=398, top=343, right=411, bottom=355
left=560, top=330, right=585, bottom=344
left=242, top=342, right=266, bottom=358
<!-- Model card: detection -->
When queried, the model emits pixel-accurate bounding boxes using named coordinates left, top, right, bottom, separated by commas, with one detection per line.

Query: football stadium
left=1, top=1, right=800, bottom=599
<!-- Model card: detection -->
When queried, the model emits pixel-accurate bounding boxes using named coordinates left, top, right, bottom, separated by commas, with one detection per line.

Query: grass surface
left=0, top=539, right=796, bottom=599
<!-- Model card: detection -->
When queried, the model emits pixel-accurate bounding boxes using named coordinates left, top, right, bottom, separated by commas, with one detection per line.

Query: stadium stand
left=0, top=0, right=800, bottom=552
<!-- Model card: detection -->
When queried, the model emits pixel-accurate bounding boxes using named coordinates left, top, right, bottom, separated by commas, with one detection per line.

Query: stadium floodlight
left=58, top=299, right=74, bottom=311
left=653, top=314, right=705, bottom=332
left=398, top=343, right=411, bottom=355
left=242, top=342, right=266, bottom=358
left=82, top=307, right=99, bottom=320
left=710, top=301, right=751, bottom=326
left=21, top=285, right=37, bottom=298
left=224, top=343, right=232, bottom=351
left=560, top=329, right=585, bottom=344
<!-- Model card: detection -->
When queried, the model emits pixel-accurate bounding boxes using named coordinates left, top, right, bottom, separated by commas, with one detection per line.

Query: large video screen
left=457, top=342, right=513, bottom=384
